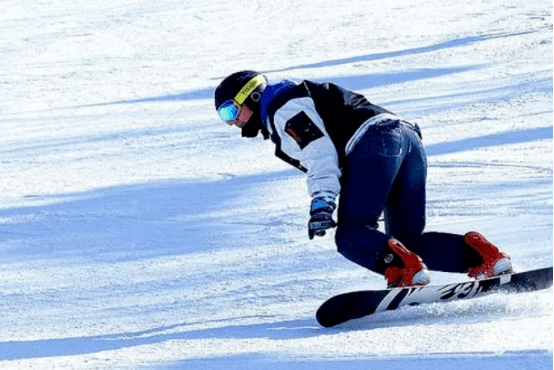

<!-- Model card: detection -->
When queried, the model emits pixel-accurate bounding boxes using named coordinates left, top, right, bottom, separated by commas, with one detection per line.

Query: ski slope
left=0, top=0, right=552, bottom=369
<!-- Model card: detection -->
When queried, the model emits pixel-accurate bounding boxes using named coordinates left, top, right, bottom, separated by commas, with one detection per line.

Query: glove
left=308, top=198, right=337, bottom=240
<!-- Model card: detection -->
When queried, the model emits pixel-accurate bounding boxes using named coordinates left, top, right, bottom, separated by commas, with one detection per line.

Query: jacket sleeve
left=271, top=97, right=341, bottom=202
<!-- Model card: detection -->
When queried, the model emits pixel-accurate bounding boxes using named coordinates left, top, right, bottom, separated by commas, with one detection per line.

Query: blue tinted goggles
left=218, top=100, right=242, bottom=123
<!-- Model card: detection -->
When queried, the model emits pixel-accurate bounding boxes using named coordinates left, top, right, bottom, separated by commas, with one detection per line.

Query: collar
left=260, top=80, right=296, bottom=126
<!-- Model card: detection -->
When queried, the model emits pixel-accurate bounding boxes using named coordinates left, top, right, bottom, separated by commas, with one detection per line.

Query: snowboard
left=316, top=266, right=553, bottom=327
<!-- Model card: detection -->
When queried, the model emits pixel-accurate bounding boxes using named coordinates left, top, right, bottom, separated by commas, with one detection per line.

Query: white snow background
left=0, top=0, right=552, bottom=369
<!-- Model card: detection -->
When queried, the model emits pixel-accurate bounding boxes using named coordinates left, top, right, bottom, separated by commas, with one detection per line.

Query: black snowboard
left=316, top=266, right=553, bottom=327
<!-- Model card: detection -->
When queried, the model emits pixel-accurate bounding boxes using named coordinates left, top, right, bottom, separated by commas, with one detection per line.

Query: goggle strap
left=234, top=75, right=266, bottom=105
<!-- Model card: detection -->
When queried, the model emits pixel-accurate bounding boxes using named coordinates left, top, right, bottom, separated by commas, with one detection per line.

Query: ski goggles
left=217, top=75, right=266, bottom=124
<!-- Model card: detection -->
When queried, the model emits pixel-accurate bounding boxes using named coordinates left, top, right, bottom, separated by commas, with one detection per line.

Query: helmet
left=214, top=70, right=267, bottom=120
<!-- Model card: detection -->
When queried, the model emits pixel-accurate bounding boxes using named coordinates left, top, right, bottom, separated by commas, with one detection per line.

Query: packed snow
left=0, top=0, right=552, bottom=369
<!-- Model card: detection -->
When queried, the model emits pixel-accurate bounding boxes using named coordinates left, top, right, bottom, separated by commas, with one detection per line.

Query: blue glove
left=308, top=198, right=337, bottom=240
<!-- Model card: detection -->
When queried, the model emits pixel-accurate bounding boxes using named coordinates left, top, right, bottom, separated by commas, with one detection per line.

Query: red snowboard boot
left=464, top=232, right=513, bottom=279
left=383, top=239, right=431, bottom=288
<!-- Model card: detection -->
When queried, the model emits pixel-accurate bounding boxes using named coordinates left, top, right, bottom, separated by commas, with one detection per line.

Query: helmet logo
left=250, top=91, right=262, bottom=103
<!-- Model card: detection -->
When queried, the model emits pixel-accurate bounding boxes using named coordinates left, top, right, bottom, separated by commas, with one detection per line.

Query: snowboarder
left=214, top=71, right=514, bottom=288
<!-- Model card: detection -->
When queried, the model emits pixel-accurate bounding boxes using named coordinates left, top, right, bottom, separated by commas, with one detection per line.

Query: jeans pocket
left=368, top=128, right=402, bottom=157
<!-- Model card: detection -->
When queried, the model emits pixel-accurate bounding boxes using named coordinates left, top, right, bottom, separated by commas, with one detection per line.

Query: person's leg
left=384, top=124, right=427, bottom=246
left=335, top=122, right=405, bottom=272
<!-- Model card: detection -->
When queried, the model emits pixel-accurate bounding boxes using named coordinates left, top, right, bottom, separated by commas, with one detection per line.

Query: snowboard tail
left=316, top=266, right=553, bottom=328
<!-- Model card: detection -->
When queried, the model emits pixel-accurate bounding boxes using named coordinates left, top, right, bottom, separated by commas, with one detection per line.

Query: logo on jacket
left=285, top=111, right=324, bottom=150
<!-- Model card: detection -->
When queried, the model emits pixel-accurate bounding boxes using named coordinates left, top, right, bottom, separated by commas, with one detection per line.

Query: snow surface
left=0, top=0, right=552, bottom=369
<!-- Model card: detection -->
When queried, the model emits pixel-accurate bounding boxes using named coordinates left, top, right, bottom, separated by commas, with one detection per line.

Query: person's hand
left=308, top=198, right=337, bottom=240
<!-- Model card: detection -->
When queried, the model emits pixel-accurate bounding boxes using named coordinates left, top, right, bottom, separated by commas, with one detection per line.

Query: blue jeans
left=335, top=120, right=478, bottom=273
